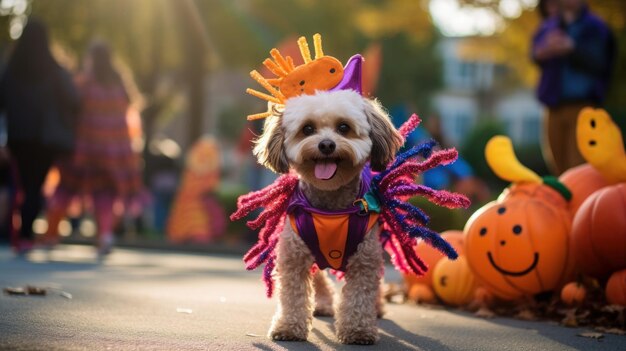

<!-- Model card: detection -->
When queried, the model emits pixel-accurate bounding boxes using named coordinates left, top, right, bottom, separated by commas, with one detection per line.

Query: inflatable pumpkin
left=433, top=256, right=476, bottom=306
left=559, top=164, right=608, bottom=216
left=571, top=184, right=626, bottom=279
left=403, top=231, right=464, bottom=302
left=465, top=136, right=574, bottom=300
left=560, top=282, right=586, bottom=306
left=407, top=283, right=437, bottom=304
left=570, top=108, right=626, bottom=282
left=606, top=269, right=626, bottom=306
left=575, top=107, right=626, bottom=185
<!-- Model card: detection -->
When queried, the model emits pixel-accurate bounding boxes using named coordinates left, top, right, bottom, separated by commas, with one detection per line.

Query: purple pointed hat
left=330, top=54, right=363, bottom=95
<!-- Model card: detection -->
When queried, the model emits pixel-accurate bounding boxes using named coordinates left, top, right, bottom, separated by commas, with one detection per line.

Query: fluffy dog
left=253, top=89, right=403, bottom=344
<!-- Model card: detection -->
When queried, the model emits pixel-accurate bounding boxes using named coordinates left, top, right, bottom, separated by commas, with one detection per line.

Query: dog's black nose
left=318, top=139, right=336, bottom=155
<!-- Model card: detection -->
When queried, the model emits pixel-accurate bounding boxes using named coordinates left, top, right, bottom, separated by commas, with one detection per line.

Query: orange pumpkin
left=560, top=282, right=586, bottom=306
left=571, top=184, right=626, bottom=280
left=465, top=136, right=574, bottom=300
left=606, top=269, right=626, bottom=306
left=403, top=231, right=464, bottom=298
left=465, top=183, right=573, bottom=300
left=432, top=256, right=476, bottom=306
left=407, top=283, right=437, bottom=304
left=559, top=163, right=608, bottom=216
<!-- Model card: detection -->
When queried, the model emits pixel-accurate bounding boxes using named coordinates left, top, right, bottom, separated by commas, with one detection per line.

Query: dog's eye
left=302, top=125, right=315, bottom=136
left=337, top=123, right=350, bottom=135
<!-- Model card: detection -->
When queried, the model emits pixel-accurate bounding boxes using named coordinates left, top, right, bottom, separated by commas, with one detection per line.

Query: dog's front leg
left=269, top=226, right=315, bottom=341
left=335, top=229, right=383, bottom=344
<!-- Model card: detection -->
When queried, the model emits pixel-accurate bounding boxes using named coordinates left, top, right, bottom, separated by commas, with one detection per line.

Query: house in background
left=433, top=38, right=543, bottom=147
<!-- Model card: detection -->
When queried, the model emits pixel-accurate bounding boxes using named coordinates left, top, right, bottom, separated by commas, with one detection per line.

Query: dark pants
left=542, top=103, right=588, bottom=176
left=8, top=142, right=59, bottom=241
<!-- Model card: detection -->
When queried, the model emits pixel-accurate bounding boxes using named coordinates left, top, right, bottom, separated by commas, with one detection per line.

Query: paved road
left=0, top=245, right=624, bottom=351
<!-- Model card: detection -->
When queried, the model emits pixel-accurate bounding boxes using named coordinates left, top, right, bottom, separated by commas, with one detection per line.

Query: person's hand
left=535, top=30, right=574, bottom=60
left=551, top=34, right=574, bottom=56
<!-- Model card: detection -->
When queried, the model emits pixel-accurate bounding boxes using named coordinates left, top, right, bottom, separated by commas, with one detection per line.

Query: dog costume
left=231, top=34, right=471, bottom=297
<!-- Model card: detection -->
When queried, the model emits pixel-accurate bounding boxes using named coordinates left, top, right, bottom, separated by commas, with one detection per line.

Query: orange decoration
left=432, top=256, right=477, bottom=306
left=606, top=269, right=626, bottom=306
left=465, top=183, right=574, bottom=300
left=559, top=163, right=608, bottom=216
left=403, top=230, right=464, bottom=292
left=560, top=282, right=586, bottom=306
left=407, top=283, right=437, bottom=304
left=246, top=34, right=344, bottom=120
left=167, top=137, right=225, bottom=244
left=571, top=183, right=626, bottom=280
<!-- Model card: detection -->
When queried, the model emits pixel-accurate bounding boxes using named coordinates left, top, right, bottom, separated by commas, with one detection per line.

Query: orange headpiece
left=246, top=34, right=362, bottom=120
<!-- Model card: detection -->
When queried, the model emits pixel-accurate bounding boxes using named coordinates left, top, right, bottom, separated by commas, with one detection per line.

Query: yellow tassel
left=247, top=111, right=272, bottom=121
left=298, top=36, right=312, bottom=64
left=263, top=59, right=288, bottom=77
left=250, top=70, right=285, bottom=101
left=246, top=88, right=282, bottom=104
left=270, top=49, right=292, bottom=73
left=286, top=56, right=295, bottom=70
left=267, top=78, right=282, bottom=86
left=313, top=33, right=324, bottom=59
left=485, top=136, right=542, bottom=184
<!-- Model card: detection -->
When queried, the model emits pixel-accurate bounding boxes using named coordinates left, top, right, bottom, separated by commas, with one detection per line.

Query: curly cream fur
left=259, top=90, right=398, bottom=344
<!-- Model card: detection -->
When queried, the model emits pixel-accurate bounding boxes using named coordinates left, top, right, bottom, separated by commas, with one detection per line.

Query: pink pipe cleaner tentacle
left=388, top=184, right=471, bottom=209
left=398, top=114, right=422, bottom=140
left=379, top=149, right=459, bottom=190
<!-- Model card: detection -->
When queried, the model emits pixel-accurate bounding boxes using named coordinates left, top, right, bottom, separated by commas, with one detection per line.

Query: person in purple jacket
left=532, top=0, right=615, bottom=175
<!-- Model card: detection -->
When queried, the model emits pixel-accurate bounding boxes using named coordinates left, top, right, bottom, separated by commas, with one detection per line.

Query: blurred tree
left=1, top=0, right=449, bottom=140
left=461, top=118, right=508, bottom=191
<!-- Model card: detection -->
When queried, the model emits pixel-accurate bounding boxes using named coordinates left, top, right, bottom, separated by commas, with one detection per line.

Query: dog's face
left=254, top=90, right=402, bottom=191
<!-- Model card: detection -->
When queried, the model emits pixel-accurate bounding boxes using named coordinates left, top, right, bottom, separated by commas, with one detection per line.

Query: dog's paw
left=336, top=327, right=379, bottom=345
left=376, top=305, right=386, bottom=319
left=269, top=323, right=308, bottom=342
left=314, top=302, right=334, bottom=317
left=313, top=306, right=335, bottom=317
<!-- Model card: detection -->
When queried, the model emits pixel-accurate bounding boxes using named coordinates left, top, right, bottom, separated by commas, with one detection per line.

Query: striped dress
left=58, top=76, right=142, bottom=198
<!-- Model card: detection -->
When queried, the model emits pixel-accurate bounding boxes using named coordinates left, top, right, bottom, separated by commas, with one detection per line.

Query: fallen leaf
left=516, top=309, right=537, bottom=321
left=577, top=332, right=604, bottom=340
left=602, top=305, right=625, bottom=313
left=594, top=327, right=626, bottom=335
left=474, top=307, right=495, bottom=319
left=26, top=286, right=46, bottom=296
left=3, top=287, right=27, bottom=295
left=561, top=308, right=578, bottom=328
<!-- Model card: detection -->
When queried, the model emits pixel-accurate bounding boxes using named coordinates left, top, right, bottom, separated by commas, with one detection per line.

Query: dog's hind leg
left=376, top=278, right=386, bottom=318
left=269, top=226, right=315, bottom=341
left=335, top=229, right=383, bottom=344
left=313, top=270, right=335, bottom=317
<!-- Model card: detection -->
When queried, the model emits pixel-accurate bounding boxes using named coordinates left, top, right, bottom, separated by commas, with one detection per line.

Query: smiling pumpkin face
left=464, top=183, right=573, bottom=300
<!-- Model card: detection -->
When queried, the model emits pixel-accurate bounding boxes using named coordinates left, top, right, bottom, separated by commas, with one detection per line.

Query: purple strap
left=287, top=169, right=374, bottom=271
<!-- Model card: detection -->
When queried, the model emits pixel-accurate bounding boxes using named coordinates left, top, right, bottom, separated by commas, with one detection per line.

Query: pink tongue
left=314, top=162, right=338, bottom=180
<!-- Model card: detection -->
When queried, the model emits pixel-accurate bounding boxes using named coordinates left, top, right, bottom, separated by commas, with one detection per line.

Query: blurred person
left=532, top=0, right=615, bottom=175
left=0, top=20, right=79, bottom=255
left=44, top=41, right=144, bottom=256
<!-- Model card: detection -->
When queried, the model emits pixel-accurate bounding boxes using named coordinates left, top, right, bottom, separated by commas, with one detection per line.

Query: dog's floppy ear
left=365, top=99, right=403, bottom=171
left=253, top=114, right=289, bottom=173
